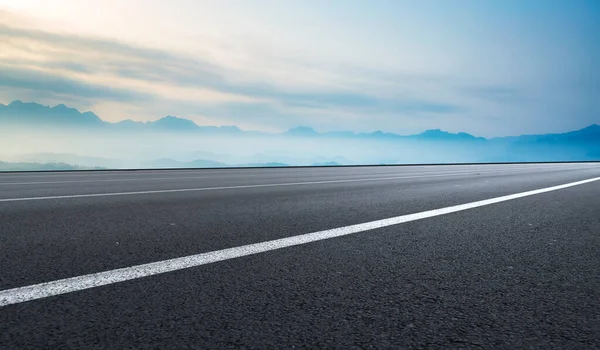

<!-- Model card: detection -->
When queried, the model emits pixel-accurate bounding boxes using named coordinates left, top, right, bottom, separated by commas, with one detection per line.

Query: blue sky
left=0, top=0, right=598, bottom=136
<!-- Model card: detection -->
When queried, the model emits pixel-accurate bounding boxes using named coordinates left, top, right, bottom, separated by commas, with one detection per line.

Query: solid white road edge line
left=1, top=176, right=599, bottom=307
left=0, top=167, right=595, bottom=202
left=0, top=172, right=507, bottom=202
left=0, top=164, right=586, bottom=186
left=0, top=163, right=595, bottom=185
left=0, top=174, right=269, bottom=186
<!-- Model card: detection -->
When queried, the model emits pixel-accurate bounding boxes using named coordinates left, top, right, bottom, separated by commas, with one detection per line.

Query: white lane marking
left=0, top=163, right=594, bottom=181
left=0, top=166, right=571, bottom=186
left=0, top=171, right=462, bottom=186
left=0, top=173, right=465, bottom=202
left=0, top=167, right=589, bottom=202
left=1, top=176, right=599, bottom=307
left=0, top=174, right=266, bottom=186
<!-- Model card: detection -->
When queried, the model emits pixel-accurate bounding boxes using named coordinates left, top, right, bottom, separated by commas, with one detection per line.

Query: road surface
left=1, top=163, right=599, bottom=349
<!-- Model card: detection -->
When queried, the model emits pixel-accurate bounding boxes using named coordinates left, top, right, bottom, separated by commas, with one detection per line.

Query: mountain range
left=1, top=100, right=599, bottom=164
left=4, top=100, right=589, bottom=142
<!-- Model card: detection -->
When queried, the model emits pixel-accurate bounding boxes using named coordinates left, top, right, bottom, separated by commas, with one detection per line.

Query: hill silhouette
left=2, top=100, right=597, bottom=143
left=0, top=101, right=598, bottom=164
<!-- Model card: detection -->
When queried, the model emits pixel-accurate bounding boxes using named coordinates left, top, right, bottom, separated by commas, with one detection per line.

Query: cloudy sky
left=0, top=0, right=598, bottom=137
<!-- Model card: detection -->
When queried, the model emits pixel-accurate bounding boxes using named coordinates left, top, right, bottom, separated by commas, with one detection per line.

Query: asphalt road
left=1, top=163, right=599, bottom=349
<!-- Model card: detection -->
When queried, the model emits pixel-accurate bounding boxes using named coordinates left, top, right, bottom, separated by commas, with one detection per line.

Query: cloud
left=0, top=65, right=152, bottom=102
left=0, top=22, right=263, bottom=102
left=0, top=20, right=469, bottom=130
left=1, top=2, right=599, bottom=137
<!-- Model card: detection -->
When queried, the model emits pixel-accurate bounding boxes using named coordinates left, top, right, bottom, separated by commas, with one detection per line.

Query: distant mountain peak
left=1, top=100, right=104, bottom=126
left=1, top=100, right=598, bottom=148
left=285, top=126, right=318, bottom=136
left=82, top=111, right=100, bottom=117
left=161, top=115, right=185, bottom=121
left=416, top=128, right=479, bottom=140
left=419, top=129, right=446, bottom=135
left=150, top=115, right=199, bottom=130
left=581, top=124, right=600, bottom=131
left=116, top=119, right=142, bottom=125
left=52, top=103, right=81, bottom=114
left=8, top=100, right=24, bottom=106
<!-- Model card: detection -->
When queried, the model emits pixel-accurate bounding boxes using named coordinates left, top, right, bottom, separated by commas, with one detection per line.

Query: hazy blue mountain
left=284, top=126, right=320, bottom=137
left=0, top=100, right=104, bottom=127
left=1, top=101, right=598, bottom=159
left=412, top=129, right=484, bottom=141
left=539, top=124, right=600, bottom=144
left=359, top=130, right=403, bottom=139
left=489, top=124, right=600, bottom=149
left=139, top=158, right=288, bottom=169
left=485, top=124, right=600, bottom=162
left=323, top=131, right=357, bottom=138
left=0, top=161, right=106, bottom=171
left=148, top=116, right=199, bottom=131
left=141, top=158, right=229, bottom=168
left=110, top=117, right=203, bottom=132
left=112, top=119, right=146, bottom=129
left=0, top=101, right=272, bottom=135
left=490, top=124, right=600, bottom=143
left=5, top=153, right=135, bottom=169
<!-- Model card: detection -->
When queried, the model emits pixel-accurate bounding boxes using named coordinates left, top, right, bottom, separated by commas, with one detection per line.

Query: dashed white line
left=1, top=165, right=595, bottom=202
left=1, top=175, right=598, bottom=307
left=0, top=173, right=459, bottom=202
left=0, top=163, right=594, bottom=184
left=0, top=174, right=265, bottom=186
left=0, top=168, right=582, bottom=202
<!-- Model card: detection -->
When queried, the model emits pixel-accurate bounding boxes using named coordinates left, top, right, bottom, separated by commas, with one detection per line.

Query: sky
left=0, top=0, right=598, bottom=137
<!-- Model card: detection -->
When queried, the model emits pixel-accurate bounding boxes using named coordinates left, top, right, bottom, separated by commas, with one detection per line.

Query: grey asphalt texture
left=0, top=163, right=599, bottom=349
